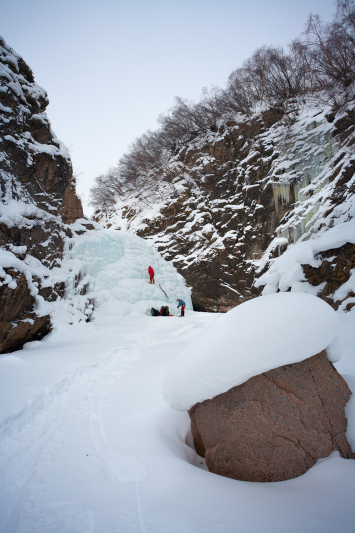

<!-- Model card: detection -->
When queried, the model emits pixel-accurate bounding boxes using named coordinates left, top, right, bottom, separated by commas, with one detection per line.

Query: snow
left=163, top=292, right=339, bottom=411
left=0, top=224, right=353, bottom=531
left=256, top=219, right=355, bottom=301
left=0, top=199, right=59, bottom=230
left=0, top=305, right=354, bottom=532
left=0, top=249, right=42, bottom=296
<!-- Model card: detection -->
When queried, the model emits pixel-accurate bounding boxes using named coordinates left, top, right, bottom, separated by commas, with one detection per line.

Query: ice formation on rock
left=64, top=228, right=192, bottom=318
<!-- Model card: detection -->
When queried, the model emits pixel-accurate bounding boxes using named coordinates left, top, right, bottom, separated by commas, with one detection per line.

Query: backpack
left=160, top=306, right=170, bottom=316
left=151, top=308, right=161, bottom=316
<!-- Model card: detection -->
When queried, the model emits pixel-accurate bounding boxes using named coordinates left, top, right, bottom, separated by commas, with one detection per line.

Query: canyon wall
left=0, top=37, right=85, bottom=352
left=94, top=98, right=355, bottom=312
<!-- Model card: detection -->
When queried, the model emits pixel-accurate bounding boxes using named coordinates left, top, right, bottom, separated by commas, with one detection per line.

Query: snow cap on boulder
left=163, top=292, right=340, bottom=411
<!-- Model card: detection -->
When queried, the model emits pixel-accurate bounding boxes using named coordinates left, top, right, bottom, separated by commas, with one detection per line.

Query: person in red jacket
left=148, top=266, right=155, bottom=284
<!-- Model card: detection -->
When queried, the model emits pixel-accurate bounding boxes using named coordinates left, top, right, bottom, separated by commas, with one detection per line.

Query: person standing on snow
left=148, top=266, right=155, bottom=284
left=177, top=298, right=186, bottom=317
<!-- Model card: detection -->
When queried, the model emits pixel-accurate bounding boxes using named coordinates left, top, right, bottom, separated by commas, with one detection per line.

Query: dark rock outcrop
left=189, top=351, right=354, bottom=482
left=0, top=37, right=84, bottom=352
left=0, top=268, right=51, bottom=353
left=302, top=243, right=355, bottom=311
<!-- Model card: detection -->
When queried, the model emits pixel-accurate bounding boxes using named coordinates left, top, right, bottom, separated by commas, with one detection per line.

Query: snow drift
left=163, top=292, right=339, bottom=411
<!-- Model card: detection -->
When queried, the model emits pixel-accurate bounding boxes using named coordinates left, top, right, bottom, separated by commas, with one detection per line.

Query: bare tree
left=90, top=0, right=355, bottom=213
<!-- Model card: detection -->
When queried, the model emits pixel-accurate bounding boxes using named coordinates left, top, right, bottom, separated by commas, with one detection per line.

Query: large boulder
left=189, top=350, right=354, bottom=482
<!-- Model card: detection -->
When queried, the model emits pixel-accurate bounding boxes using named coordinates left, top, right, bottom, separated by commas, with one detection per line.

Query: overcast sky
left=1, top=0, right=336, bottom=215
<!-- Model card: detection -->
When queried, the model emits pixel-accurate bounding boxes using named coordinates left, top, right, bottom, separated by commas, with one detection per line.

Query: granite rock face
left=0, top=37, right=84, bottom=352
left=189, top=351, right=354, bottom=482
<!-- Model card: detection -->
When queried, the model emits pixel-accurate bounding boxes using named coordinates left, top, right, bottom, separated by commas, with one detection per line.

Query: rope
left=158, top=283, right=169, bottom=298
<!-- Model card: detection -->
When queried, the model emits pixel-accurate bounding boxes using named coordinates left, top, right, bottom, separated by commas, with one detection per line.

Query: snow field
left=0, top=310, right=354, bottom=533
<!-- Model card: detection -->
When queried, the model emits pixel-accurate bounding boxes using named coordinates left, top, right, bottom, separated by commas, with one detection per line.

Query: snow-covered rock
left=256, top=219, right=355, bottom=311
left=163, top=292, right=339, bottom=411
left=189, top=349, right=353, bottom=482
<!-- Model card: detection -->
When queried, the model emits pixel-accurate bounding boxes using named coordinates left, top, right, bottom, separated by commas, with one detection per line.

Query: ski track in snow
left=88, top=355, right=149, bottom=485
left=0, top=322, right=160, bottom=533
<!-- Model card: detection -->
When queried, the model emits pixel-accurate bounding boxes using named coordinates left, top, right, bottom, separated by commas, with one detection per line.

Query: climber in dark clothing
left=177, top=298, right=186, bottom=317
left=148, top=266, right=155, bottom=284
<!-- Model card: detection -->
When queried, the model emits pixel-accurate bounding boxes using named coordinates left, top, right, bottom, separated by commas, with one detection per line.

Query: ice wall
left=64, top=229, right=192, bottom=317
left=270, top=111, right=340, bottom=243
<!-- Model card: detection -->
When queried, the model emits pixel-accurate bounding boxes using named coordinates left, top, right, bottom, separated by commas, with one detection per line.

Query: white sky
left=1, top=0, right=336, bottom=215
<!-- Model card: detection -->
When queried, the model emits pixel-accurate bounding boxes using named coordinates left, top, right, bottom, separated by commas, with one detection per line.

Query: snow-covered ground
left=0, top=225, right=354, bottom=533
left=0, top=303, right=354, bottom=533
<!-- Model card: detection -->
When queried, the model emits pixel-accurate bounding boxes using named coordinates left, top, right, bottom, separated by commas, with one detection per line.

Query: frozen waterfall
left=63, top=229, right=192, bottom=318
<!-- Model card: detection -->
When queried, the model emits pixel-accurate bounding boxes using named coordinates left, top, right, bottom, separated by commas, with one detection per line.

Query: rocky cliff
left=0, top=37, right=85, bottom=352
left=93, top=97, right=355, bottom=312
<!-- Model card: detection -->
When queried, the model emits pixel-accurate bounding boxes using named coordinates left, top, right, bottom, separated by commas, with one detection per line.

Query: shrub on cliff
left=90, top=0, right=355, bottom=211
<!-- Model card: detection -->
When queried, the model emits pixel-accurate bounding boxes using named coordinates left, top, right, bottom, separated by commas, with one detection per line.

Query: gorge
left=0, top=3, right=355, bottom=530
